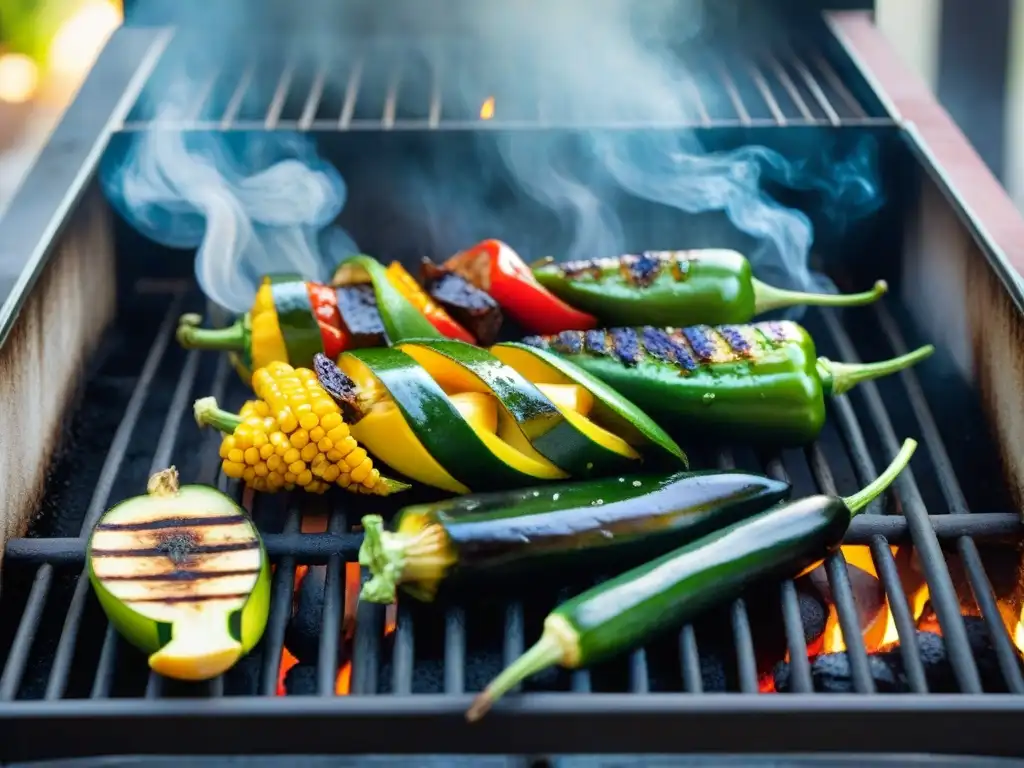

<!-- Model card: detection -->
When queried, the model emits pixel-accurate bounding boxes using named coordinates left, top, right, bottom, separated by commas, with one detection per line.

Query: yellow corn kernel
left=300, top=442, right=319, bottom=463
left=288, top=460, right=306, bottom=475
left=296, top=470, right=313, bottom=487
left=244, top=447, right=261, bottom=465
left=309, top=426, right=326, bottom=443
left=317, top=438, right=333, bottom=452
left=298, top=412, right=319, bottom=431
left=283, top=448, right=300, bottom=465
left=222, top=461, right=245, bottom=478
left=321, top=464, right=340, bottom=483
left=350, top=459, right=372, bottom=484
left=290, top=429, right=310, bottom=449
left=259, top=443, right=275, bottom=460
left=227, top=448, right=244, bottom=464
left=344, top=447, right=368, bottom=469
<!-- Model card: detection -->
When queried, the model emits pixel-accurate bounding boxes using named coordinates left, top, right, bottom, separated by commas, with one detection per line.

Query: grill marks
left=524, top=320, right=802, bottom=375
left=91, top=507, right=262, bottom=616
left=554, top=250, right=698, bottom=287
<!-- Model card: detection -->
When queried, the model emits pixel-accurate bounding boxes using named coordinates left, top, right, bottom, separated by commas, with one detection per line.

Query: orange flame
left=480, top=97, right=495, bottom=120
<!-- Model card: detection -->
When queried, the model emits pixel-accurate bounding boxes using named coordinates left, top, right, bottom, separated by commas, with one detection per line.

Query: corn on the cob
left=193, top=361, right=408, bottom=496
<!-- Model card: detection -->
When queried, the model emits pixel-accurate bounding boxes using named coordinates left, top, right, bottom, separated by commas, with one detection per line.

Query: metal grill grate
left=117, top=32, right=893, bottom=132
left=1, top=274, right=1023, bottom=760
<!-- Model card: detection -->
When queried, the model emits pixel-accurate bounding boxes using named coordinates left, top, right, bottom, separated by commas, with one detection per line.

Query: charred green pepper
left=531, top=250, right=888, bottom=328
left=507, top=321, right=933, bottom=446
left=466, top=438, right=917, bottom=721
left=357, top=468, right=791, bottom=603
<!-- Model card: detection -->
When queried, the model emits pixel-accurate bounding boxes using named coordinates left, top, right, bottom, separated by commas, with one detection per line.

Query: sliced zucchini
left=490, top=342, right=688, bottom=468
left=397, top=339, right=640, bottom=478
left=269, top=274, right=324, bottom=368
left=340, top=347, right=564, bottom=492
left=87, top=468, right=270, bottom=681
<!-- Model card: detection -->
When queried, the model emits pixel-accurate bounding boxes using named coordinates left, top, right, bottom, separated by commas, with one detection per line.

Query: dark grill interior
left=3, top=11, right=1024, bottom=761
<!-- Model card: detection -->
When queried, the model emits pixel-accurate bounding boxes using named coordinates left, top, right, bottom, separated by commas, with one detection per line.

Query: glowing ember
left=480, top=97, right=495, bottom=120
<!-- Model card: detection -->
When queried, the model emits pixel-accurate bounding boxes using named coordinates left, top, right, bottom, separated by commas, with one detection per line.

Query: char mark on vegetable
left=718, top=325, right=753, bottom=358
left=558, top=259, right=607, bottom=280
left=314, top=353, right=363, bottom=423
left=91, top=541, right=260, bottom=558
left=520, top=335, right=550, bottom=351
left=639, top=327, right=676, bottom=363
left=95, top=515, right=246, bottom=532
left=552, top=330, right=585, bottom=355
left=125, top=592, right=253, bottom=604
left=611, top=328, right=642, bottom=366
left=682, top=325, right=721, bottom=364
left=620, top=253, right=663, bottom=287
left=99, top=568, right=262, bottom=582
left=584, top=330, right=608, bottom=355
left=664, top=329, right=698, bottom=371
left=758, top=320, right=801, bottom=346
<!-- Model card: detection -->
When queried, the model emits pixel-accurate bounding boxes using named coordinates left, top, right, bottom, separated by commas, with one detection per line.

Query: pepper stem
left=176, top=314, right=247, bottom=352
left=466, top=626, right=568, bottom=722
left=842, top=438, right=918, bottom=516
left=752, top=278, right=888, bottom=315
left=193, top=396, right=243, bottom=434
left=817, top=345, right=934, bottom=397
left=146, top=467, right=180, bottom=497
left=358, top=514, right=456, bottom=603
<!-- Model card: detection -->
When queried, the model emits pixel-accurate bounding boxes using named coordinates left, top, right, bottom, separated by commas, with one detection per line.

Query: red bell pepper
left=306, top=283, right=350, bottom=359
left=443, top=240, right=598, bottom=335
left=384, top=261, right=477, bottom=344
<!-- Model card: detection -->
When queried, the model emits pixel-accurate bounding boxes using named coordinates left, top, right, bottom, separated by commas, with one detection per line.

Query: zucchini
left=269, top=275, right=324, bottom=368
left=358, top=469, right=792, bottom=603
left=87, top=468, right=270, bottom=681
left=339, top=347, right=558, bottom=493
left=397, top=339, right=647, bottom=479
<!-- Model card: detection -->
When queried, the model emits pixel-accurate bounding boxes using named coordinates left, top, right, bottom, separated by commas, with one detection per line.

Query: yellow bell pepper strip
left=87, top=467, right=271, bottom=681
left=384, top=261, right=476, bottom=343
left=332, top=255, right=443, bottom=344
left=177, top=275, right=350, bottom=382
left=192, top=361, right=409, bottom=496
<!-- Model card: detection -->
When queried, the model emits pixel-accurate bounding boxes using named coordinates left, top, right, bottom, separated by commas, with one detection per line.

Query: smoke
left=103, top=0, right=883, bottom=312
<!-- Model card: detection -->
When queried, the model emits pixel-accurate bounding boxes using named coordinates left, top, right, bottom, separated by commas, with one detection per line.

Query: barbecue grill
left=2, top=0, right=1024, bottom=762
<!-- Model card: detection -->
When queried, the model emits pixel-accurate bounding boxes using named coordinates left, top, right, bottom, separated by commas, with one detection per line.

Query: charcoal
left=284, top=663, right=319, bottom=695
left=284, top=565, right=328, bottom=665
left=773, top=617, right=1024, bottom=693
left=798, top=589, right=828, bottom=644
left=698, top=651, right=730, bottom=692
left=335, top=284, right=386, bottom=347
left=421, top=259, right=503, bottom=345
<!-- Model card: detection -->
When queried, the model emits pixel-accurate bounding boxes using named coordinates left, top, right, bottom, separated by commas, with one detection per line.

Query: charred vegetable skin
left=443, top=240, right=598, bottom=335
left=532, top=249, right=889, bottom=328
left=467, top=439, right=918, bottom=721
left=194, top=360, right=408, bottom=496
left=421, top=259, right=504, bottom=346
left=516, top=322, right=934, bottom=446
left=88, top=468, right=271, bottom=681
left=358, top=469, right=791, bottom=604
left=317, top=339, right=686, bottom=495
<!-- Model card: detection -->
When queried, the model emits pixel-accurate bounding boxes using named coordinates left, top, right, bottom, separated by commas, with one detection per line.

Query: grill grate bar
left=827, top=392, right=930, bottom=692
left=806, top=444, right=877, bottom=694
left=351, top=591, right=383, bottom=694
left=220, top=58, right=256, bottom=130
left=872, top=304, right=1024, bottom=694
left=787, top=48, right=842, bottom=126
left=299, top=62, right=329, bottom=131
left=266, top=57, right=298, bottom=129
left=628, top=649, right=650, bottom=693
left=811, top=48, right=867, bottom=119
left=383, top=67, right=400, bottom=130
left=189, top=67, right=222, bottom=122
left=764, top=456, right=813, bottom=694
left=678, top=624, right=702, bottom=693
left=11, top=511, right=1019, bottom=566
left=260, top=504, right=302, bottom=695
left=391, top=603, right=415, bottom=694
left=503, top=603, right=525, bottom=694
left=0, top=291, right=186, bottom=702
left=711, top=54, right=751, bottom=125
left=747, top=58, right=787, bottom=125
left=820, top=308, right=985, bottom=693
left=443, top=607, right=465, bottom=694
left=339, top=55, right=365, bottom=130
left=766, top=52, right=815, bottom=122
left=730, top=599, right=759, bottom=693
left=317, top=509, right=347, bottom=695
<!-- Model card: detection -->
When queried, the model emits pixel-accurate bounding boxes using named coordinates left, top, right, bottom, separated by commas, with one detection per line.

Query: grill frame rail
left=118, top=31, right=895, bottom=132
left=2, top=284, right=1024, bottom=760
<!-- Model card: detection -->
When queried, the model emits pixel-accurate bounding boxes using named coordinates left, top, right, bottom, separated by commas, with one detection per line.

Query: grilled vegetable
left=87, top=468, right=271, bottom=681
left=514, top=322, right=934, bottom=446
left=466, top=438, right=918, bottom=721
left=531, top=250, right=889, bottom=328
left=358, top=469, right=792, bottom=604
left=334, top=284, right=387, bottom=348
left=316, top=337, right=685, bottom=494
left=193, top=360, right=409, bottom=496
left=177, top=274, right=349, bottom=382
left=331, top=254, right=443, bottom=343
left=385, top=261, right=476, bottom=343
left=443, top=240, right=598, bottom=335
left=421, top=258, right=503, bottom=345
